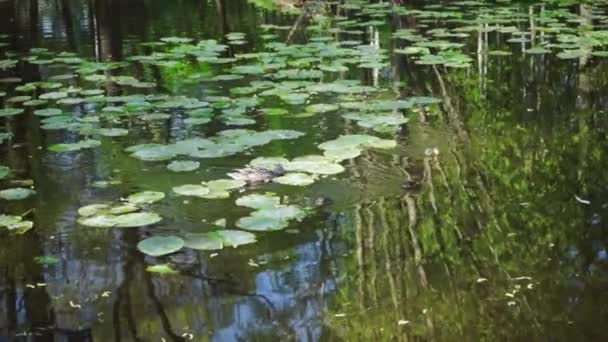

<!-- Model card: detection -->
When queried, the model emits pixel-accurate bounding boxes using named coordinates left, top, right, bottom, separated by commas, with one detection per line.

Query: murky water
left=1, top=0, right=608, bottom=340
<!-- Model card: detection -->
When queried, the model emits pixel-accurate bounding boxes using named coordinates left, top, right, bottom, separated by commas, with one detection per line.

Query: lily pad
left=172, top=184, right=210, bottom=197
left=167, top=160, right=200, bottom=172
left=114, top=212, right=162, bottom=228
left=183, top=232, right=224, bottom=250
left=273, top=172, right=316, bottom=186
left=126, top=191, right=165, bottom=205
left=0, top=108, right=25, bottom=117
left=206, top=179, right=246, bottom=190
left=137, top=236, right=184, bottom=256
left=0, top=188, right=35, bottom=200
left=236, top=194, right=281, bottom=209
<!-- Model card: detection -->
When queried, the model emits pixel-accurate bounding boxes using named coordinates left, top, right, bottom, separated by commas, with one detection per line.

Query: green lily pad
left=0, top=188, right=35, bottom=200
left=167, top=160, right=200, bottom=172
left=273, top=173, right=316, bottom=186
left=78, top=203, right=111, bottom=217
left=0, top=214, right=22, bottom=227
left=39, top=92, right=68, bottom=100
left=236, top=194, right=281, bottom=209
left=114, top=212, right=162, bottom=228
left=7, top=220, right=33, bottom=234
left=172, top=184, right=210, bottom=197
left=183, top=232, right=224, bottom=250
left=48, top=139, right=101, bottom=152
left=34, top=108, right=63, bottom=117
left=78, top=214, right=118, bottom=228
left=206, top=179, right=246, bottom=190
left=0, top=108, right=25, bottom=117
left=0, top=166, right=11, bottom=180
left=216, top=230, right=257, bottom=247
left=137, top=236, right=184, bottom=256
left=126, top=191, right=165, bottom=204
left=97, top=128, right=129, bottom=137
left=236, top=205, right=306, bottom=232
left=284, top=155, right=345, bottom=175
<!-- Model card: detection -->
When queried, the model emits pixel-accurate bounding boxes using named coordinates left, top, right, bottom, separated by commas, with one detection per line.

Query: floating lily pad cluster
left=0, top=214, right=33, bottom=234
left=235, top=194, right=307, bottom=231
left=173, top=178, right=246, bottom=199
left=77, top=191, right=164, bottom=228
left=128, top=129, right=304, bottom=162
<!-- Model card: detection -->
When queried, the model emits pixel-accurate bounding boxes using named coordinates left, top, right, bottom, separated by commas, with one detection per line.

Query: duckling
left=227, top=165, right=286, bottom=184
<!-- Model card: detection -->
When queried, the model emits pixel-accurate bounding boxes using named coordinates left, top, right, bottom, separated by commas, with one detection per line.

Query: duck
left=227, top=165, right=286, bottom=184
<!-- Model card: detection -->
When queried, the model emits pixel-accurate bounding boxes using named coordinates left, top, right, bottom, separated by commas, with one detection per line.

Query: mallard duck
left=227, top=165, right=286, bottom=184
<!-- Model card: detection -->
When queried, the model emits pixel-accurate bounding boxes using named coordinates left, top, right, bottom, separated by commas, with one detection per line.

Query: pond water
left=1, top=0, right=608, bottom=340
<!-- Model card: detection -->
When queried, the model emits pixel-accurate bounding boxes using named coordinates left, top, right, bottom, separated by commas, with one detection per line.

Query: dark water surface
left=1, top=0, right=608, bottom=341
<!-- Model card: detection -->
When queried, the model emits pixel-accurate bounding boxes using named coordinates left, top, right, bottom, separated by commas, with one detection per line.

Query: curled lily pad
left=7, top=220, right=33, bottom=234
left=167, top=160, right=200, bottom=172
left=273, top=173, right=316, bottom=186
left=137, top=236, right=184, bottom=256
left=0, top=214, right=22, bottom=227
left=126, top=191, right=165, bottom=204
left=0, top=188, right=35, bottom=200
left=172, top=184, right=210, bottom=197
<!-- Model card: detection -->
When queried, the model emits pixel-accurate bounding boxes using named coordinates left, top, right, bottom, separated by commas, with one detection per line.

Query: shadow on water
left=1, top=0, right=608, bottom=341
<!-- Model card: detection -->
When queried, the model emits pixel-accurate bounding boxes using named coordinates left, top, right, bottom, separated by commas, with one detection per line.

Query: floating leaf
left=183, top=232, right=224, bottom=250
left=137, top=236, right=184, bottom=256
left=167, top=160, right=200, bottom=172
left=114, top=212, right=162, bottom=228
left=236, top=194, right=281, bottom=209
left=0, top=108, right=25, bottom=117
left=48, top=139, right=101, bottom=152
left=0, top=214, right=22, bottom=227
left=172, top=184, right=210, bottom=197
left=206, top=179, right=246, bottom=191
left=126, top=191, right=165, bottom=205
left=0, top=188, right=35, bottom=200
left=0, top=166, right=11, bottom=180
left=237, top=205, right=306, bottom=231
left=273, top=172, right=316, bottom=186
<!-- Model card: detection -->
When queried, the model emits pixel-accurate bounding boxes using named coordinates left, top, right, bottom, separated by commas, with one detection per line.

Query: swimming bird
left=227, top=165, right=286, bottom=184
